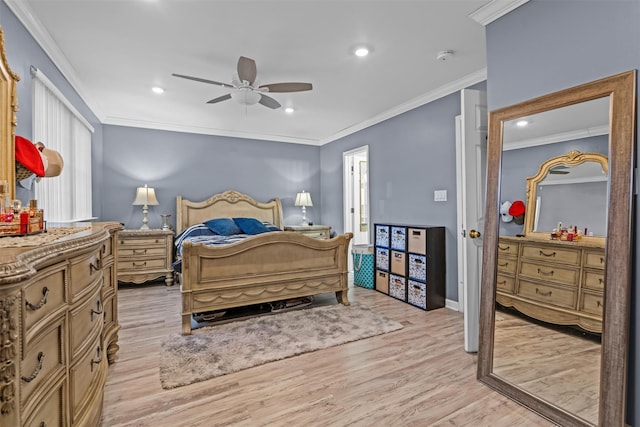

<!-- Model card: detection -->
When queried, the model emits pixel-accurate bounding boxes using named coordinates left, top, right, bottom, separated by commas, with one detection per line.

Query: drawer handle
left=132, top=249, right=147, bottom=255
left=537, top=268, right=554, bottom=277
left=599, top=278, right=604, bottom=285
left=91, top=346, right=103, bottom=372
left=89, top=259, right=101, bottom=274
left=39, top=423, right=46, bottom=427
left=25, top=287, right=49, bottom=311
left=91, top=300, right=103, bottom=321
left=132, top=261, right=147, bottom=267
left=102, top=243, right=107, bottom=254
left=155, top=239, right=160, bottom=243
left=413, top=258, right=423, bottom=264
left=498, top=261, right=509, bottom=268
left=535, top=288, right=552, bottom=297
left=597, top=300, right=603, bottom=308
left=498, top=245, right=510, bottom=251
left=497, top=280, right=506, bottom=285
left=21, top=352, right=44, bottom=383
left=600, top=257, right=604, bottom=264
left=539, top=250, right=556, bottom=258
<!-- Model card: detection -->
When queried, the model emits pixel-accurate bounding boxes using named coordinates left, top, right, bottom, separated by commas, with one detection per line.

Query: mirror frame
left=478, top=70, right=636, bottom=427
left=0, top=26, right=20, bottom=201
left=524, top=150, right=608, bottom=243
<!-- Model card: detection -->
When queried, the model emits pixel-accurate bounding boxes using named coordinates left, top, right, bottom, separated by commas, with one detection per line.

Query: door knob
left=469, top=229, right=481, bottom=239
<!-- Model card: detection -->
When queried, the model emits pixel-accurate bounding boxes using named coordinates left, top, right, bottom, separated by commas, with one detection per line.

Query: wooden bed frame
left=176, top=190, right=353, bottom=334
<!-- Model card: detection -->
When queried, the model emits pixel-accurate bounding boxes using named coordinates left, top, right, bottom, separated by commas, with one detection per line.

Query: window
left=32, top=67, right=95, bottom=222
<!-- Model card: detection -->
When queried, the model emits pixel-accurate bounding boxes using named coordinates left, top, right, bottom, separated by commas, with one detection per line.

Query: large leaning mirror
left=478, top=70, right=636, bottom=427
left=0, top=26, right=20, bottom=201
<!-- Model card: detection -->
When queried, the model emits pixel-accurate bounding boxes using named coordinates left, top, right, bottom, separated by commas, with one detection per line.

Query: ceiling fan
left=172, top=56, right=312, bottom=110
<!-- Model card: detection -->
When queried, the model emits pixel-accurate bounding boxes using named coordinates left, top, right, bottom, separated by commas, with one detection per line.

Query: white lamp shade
left=132, top=185, right=159, bottom=206
left=231, top=89, right=261, bottom=106
left=295, top=191, right=313, bottom=207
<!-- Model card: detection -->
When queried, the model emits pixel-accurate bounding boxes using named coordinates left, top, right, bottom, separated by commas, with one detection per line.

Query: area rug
left=159, top=302, right=403, bottom=389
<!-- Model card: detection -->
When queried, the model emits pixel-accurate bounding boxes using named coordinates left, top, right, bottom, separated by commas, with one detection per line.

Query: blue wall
left=486, top=0, right=640, bottom=423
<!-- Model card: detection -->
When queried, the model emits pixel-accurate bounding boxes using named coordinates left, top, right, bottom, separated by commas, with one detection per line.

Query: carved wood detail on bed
left=176, top=190, right=353, bottom=334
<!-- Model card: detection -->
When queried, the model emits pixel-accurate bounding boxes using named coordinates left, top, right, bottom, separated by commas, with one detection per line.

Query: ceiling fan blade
left=259, top=82, right=313, bottom=93
left=206, top=94, right=232, bottom=104
left=172, top=73, right=234, bottom=88
left=259, top=94, right=281, bottom=109
left=237, top=56, right=257, bottom=85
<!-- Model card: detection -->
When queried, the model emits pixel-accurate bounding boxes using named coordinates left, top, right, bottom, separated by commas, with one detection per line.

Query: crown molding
left=3, top=0, right=105, bottom=121
left=469, top=0, right=530, bottom=26
left=503, top=125, right=609, bottom=151
left=320, top=68, right=487, bottom=146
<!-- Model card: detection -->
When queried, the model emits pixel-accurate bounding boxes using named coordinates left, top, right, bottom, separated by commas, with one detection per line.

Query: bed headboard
left=176, top=190, right=284, bottom=233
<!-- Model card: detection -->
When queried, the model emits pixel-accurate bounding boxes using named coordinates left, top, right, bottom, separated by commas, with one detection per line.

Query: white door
left=456, top=89, right=487, bottom=353
left=343, top=146, right=370, bottom=270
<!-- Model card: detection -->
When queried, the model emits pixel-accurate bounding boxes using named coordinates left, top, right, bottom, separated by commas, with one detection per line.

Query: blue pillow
left=204, top=218, right=243, bottom=236
left=234, top=217, right=272, bottom=235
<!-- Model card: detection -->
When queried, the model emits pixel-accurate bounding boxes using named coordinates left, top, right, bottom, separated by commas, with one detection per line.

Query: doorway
left=343, top=146, right=370, bottom=270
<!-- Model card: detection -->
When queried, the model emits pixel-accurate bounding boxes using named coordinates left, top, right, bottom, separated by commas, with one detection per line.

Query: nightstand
left=117, top=229, right=174, bottom=286
left=284, top=224, right=332, bottom=240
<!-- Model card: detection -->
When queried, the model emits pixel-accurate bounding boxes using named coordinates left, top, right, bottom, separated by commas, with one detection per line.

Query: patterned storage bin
left=375, top=225, right=390, bottom=248
left=409, top=254, right=427, bottom=281
left=408, top=280, right=427, bottom=309
left=352, top=245, right=374, bottom=289
left=389, top=274, right=407, bottom=301
left=376, top=247, right=389, bottom=270
left=391, top=226, right=406, bottom=250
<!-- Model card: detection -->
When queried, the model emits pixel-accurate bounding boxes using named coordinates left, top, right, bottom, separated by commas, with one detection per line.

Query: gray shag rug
left=159, top=302, right=403, bottom=389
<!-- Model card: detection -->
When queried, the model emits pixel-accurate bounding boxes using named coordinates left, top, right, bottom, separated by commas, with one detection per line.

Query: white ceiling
left=6, top=0, right=506, bottom=145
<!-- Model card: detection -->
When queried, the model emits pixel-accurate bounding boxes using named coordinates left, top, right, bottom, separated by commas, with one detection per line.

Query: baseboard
left=445, top=299, right=460, bottom=311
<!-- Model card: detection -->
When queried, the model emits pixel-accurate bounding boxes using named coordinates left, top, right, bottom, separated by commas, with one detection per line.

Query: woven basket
left=15, top=161, right=34, bottom=181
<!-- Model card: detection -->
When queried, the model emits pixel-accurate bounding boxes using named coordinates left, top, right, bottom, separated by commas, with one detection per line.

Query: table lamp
left=132, top=184, right=159, bottom=229
left=295, top=190, right=313, bottom=226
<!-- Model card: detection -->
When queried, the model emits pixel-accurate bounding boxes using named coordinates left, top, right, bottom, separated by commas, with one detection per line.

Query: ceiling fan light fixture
left=354, top=46, right=370, bottom=57
left=284, top=107, right=295, bottom=114
left=152, top=86, right=164, bottom=94
left=231, top=88, right=261, bottom=106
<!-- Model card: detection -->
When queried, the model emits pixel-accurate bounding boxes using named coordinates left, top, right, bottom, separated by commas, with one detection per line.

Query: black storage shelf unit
left=374, top=223, right=446, bottom=311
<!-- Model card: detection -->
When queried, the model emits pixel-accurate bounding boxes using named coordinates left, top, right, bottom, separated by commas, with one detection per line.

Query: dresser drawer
left=69, top=286, right=103, bottom=358
left=118, top=257, right=168, bottom=271
left=521, top=244, right=580, bottom=265
left=102, top=294, right=117, bottom=326
left=517, top=279, right=578, bottom=309
left=23, top=377, right=66, bottom=427
left=101, top=236, right=113, bottom=258
left=580, top=291, right=605, bottom=317
left=584, top=250, right=606, bottom=270
left=23, top=265, right=66, bottom=334
left=519, top=261, right=578, bottom=287
left=497, top=240, right=519, bottom=257
left=69, top=333, right=104, bottom=421
left=497, top=257, right=517, bottom=275
left=21, top=317, right=66, bottom=406
left=103, top=264, right=115, bottom=292
left=496, top=274, right=515, bottom=293
left=69, top=246, right=103, bottom=301
left=583, top=270, right=605, bottom=291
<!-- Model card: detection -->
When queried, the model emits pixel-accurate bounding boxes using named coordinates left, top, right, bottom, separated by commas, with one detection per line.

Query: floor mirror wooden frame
left=477, top=70, right=636, bottom=427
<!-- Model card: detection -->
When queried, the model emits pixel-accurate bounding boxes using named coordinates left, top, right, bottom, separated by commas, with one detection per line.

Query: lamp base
left=140, top=204, right=150, bottom=230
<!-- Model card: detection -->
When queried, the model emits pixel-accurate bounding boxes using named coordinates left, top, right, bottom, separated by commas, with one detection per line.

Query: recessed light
left=516, top=120, right=529, bottom=127
left=284, top=107, right=295, bottom=114
left=152, top=86, right=164, bottom=94
left=354, top=47, right=369, bottom=57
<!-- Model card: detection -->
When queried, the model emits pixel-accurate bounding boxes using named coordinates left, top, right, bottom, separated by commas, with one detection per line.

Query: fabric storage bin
left=352, top=244, right=374, bottom=289
left=391, top=250, right=406, bottom=276
left=375, top=225, right=390, bottom=248
left=408, top=280, right=427, bottom=309
left=375, top=270, right=389, bottom=294
left=376, top=247, right=389, bottom=270
left=391, top=226, right=406, bottom=250
left=408, top=228, right=427, bottom=255
left=389, top=274, right=407, bottom=301
left=409, top=254, right=427, bottom=281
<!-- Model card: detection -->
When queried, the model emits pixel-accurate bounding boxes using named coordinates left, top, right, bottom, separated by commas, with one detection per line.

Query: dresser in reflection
left=496, top=236, right=604, bottom=333
left=0, top=222, right=121, bottom=426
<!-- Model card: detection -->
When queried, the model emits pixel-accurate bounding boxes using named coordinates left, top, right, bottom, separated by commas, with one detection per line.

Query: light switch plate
left=434, top=190, right=447, bottom=202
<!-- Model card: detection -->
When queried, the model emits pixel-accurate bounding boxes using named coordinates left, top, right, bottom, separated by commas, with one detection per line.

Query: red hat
left=509, top=200, right=525, bottom=217
left=15, top=136, right=45, bottom=177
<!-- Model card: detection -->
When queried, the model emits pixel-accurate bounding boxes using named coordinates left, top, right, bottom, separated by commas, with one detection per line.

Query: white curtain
left=32, top=67, right=94, bottom=222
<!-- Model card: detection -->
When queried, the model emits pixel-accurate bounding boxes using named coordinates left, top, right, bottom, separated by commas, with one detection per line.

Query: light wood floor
left=101, top=283, right=554, bottom=427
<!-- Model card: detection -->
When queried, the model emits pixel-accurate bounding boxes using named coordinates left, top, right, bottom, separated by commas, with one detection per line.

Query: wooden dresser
left=0, top=222, right=121, bottom=427
left=497, top=236, right=604, bottom=333
left=117, top=229, right=174, bottom=286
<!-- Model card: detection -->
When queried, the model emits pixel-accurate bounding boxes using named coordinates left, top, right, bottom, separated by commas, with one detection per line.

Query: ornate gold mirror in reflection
left=478, top=71, right=636, bottom=427
left=0, top=26, right=20, bottom=201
